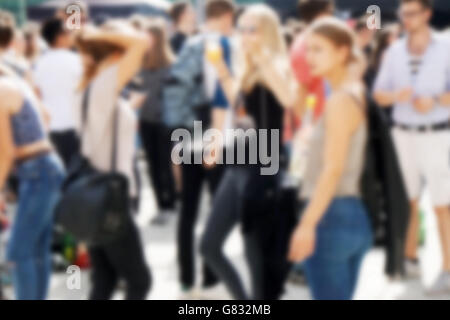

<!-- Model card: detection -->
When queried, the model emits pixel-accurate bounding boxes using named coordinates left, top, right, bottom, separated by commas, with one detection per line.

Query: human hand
left=395, top=87, right=413, bottom=104
left=288, top=222, right=317, bottom=263
left=413, top=96, right=435, bottom=114
left=203, top=139, right=222, bottom=170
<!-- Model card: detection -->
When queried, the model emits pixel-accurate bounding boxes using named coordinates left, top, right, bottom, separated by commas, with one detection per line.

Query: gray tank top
left=301, top=93, right=367, bottom=199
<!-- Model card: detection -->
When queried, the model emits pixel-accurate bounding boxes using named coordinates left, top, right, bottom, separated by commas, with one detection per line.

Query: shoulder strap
left=341, top=88, right=366, bottom=112
left=81, top=85, right=91, bottom=132
left=111, top=103, right=119, bottom=172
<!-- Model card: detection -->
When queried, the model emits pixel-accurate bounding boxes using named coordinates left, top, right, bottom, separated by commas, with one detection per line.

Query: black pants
left=50, top=130, right=80, bottom=168
left=200, top=167, right=263, bottom=299
left=139, top=121, right=176, bottom=211
left=177, top=160, right=224, bottom=288
left=88, top=217, right=151, bottom=300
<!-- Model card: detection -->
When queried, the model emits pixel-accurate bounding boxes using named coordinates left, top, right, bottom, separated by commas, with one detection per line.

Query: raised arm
left=258, top=57, right=299, bottom=110
left=288, top=92, right=364, bottom=263
left=83, top=29, right=149, bottom=93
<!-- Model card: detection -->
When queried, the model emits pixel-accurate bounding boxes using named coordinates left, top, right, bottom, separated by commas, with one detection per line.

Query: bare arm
left=84, top=29, right=149, bottom=93
left=0, top=84, right=20, bottom=191
left=259, top=59, right=299, bottom=109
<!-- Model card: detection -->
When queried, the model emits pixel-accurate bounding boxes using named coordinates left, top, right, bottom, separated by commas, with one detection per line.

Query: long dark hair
left=75, top=35, right=124, bottom=90
left=143, top=19, right=174, bottom=70
left=370, top=24, right=399, bottom=72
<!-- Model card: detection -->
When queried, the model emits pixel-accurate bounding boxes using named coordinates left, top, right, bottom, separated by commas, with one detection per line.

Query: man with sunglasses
left=374, top=0, right=450, bottom=295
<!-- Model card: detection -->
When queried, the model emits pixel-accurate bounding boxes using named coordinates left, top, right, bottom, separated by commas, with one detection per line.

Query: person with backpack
left=163, top=0, right=236, bottom=299
left=73, top=23, right=151, bottom=300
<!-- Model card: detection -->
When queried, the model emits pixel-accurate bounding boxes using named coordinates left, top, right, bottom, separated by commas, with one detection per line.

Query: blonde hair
left=237, top=4, right=290, bottom=92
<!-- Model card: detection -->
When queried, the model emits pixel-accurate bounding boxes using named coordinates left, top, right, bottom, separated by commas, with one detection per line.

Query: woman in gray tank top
left=288, top=18, right=373, bottom=300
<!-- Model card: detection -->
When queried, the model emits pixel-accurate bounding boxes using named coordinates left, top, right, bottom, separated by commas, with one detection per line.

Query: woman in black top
left=200, top=4, right=298, bottom=300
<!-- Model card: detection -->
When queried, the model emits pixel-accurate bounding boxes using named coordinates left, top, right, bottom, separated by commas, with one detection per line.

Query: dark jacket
left=362, top=98, right=410, bottom=277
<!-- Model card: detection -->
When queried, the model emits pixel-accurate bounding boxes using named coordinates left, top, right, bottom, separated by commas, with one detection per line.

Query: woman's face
left=305, top=32, right=347, bottom=77
left=239, top=15, right=263, bottom=53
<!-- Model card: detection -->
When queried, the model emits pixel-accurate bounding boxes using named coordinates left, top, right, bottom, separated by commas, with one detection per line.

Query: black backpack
left=54, top=87, right=130, bottom=246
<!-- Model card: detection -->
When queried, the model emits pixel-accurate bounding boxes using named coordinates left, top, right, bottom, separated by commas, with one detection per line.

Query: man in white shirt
left=33, top=17, right=82, bottom=167
left=374, top=0, right=450, bottom=294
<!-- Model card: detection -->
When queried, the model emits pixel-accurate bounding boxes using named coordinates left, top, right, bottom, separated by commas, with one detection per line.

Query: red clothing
left=290, top=34, right=326, bottom=120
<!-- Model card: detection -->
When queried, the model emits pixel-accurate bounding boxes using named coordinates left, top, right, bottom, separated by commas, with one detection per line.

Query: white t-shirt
left=74, top=64, right=138, bottom=197
left=33, top=48, right=82, bottom=132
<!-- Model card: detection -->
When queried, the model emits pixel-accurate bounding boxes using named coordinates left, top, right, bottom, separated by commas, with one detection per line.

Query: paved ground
left=3, top=161, right=450, bottom=300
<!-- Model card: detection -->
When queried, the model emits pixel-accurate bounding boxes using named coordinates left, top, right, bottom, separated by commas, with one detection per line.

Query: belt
left=395, top=121, right=450, bottom=133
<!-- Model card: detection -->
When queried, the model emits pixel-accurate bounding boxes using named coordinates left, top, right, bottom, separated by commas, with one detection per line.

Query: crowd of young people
left=0, top=0, right=450, bottom=300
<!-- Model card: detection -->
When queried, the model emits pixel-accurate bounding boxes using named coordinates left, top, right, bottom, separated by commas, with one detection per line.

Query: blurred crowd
left=0, top=0, right=450, bottom=300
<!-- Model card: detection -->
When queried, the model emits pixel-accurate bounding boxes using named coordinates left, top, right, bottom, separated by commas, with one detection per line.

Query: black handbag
left=54, top=86, right=130, bottom=247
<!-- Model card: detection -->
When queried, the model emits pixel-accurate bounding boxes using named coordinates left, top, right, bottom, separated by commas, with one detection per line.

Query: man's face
left=217, top=13, right=234, bottom=36
left=398, top=2, right=431, bottom=33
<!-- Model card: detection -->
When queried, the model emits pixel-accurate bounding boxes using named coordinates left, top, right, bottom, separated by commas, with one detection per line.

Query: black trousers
left=139, top=121, right=176, bottom=211
left=88, top=217, right=151, bottom=300
left=50, top=130, right=80, bottom=168
left=177, top=160, right=224, bottom=288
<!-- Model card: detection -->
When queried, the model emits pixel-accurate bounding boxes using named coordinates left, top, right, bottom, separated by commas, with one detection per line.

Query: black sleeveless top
left=231, top=84, right=284, bottom=168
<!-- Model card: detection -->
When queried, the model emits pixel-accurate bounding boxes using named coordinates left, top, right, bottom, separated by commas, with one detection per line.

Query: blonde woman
left=200, top=4, right=298, bottom=300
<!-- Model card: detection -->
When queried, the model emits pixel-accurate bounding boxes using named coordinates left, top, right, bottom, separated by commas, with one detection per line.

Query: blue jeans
left=303, top=197, right=372, bottom=300
left=7, top=153, right=65, bottom=300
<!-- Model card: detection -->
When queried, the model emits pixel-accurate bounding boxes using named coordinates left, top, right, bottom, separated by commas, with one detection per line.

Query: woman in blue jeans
left=288, top=18, right=372, bottom=300
left=0, top=64, right=65, bottom=300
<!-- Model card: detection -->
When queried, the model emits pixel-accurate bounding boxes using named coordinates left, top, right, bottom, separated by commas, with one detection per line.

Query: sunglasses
left=397, top=9, right=425, bottom=20
left=238, top=26, right=259, bottom=34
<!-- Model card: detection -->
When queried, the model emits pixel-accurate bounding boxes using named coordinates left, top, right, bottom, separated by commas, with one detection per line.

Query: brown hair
left=206, top=0, right=235, bottom=19
left=297, top=0, right=334, bottom=24
left=370, top=24, right=399, bottom=71
left=143, top=19, right=175, bottom=70
left=400, top=0, right=433, bottom=9
left=169, top=1, right=190, bottom=25
left=309, top=17, right=358, bottom=64
left=0, top=10, right=15, bottom=49
left=75, top=35, right=124, bottom=89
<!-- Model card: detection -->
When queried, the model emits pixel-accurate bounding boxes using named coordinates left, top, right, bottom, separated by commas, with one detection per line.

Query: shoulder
left=387, top=37, right=406, bottom=56
left=326, top=86, right=365, bottom=123
left=433, top=32, right=450, bottom=48
left=0, top=78, right=23, bottom=113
